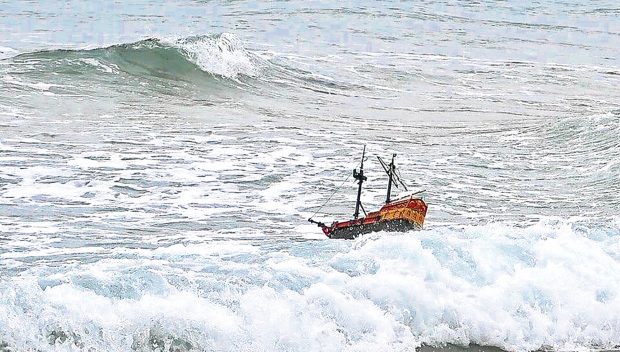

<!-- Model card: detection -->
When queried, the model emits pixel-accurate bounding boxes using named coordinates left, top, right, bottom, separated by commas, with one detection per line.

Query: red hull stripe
left=330, top=197, right=427, bottom=232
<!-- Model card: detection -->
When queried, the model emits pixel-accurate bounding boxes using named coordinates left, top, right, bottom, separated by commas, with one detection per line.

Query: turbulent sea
left=1, top=1, right=620, bottom=351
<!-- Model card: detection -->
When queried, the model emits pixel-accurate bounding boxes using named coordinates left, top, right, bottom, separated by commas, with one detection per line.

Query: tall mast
left=353, top=145, right=367, bottom=219
left=385, top=153, right=396, bottom=204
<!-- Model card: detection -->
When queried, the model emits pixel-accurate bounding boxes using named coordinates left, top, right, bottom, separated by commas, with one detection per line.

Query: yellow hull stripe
left=380, top=208, right=425, bottom=226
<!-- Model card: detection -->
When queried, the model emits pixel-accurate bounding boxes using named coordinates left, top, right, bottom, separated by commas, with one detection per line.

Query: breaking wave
left=2, top=33, right=368, bottom=99
left=1, top=220, right=619, bottom=352
left=5, top=33, right=259, bottom=81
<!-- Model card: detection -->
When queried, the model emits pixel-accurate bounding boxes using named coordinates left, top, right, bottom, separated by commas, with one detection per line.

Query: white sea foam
left=1, top=3, right=618, bottom=351
left=172, top=33, right=258, bottom=79
left=1, top=246, right=108, bottom=260
left=79, top=57, right=118, bottom=74
left=1, top=221, right=619, bottom=351
left=2, top=75, right=59, bottom=91
left=0, top=46, right=18, bottom=60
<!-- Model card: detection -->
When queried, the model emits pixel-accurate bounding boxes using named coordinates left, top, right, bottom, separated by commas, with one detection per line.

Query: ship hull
left=329, top=219, right=422, bottom=239
left=324, top=196, right=428, bottom=239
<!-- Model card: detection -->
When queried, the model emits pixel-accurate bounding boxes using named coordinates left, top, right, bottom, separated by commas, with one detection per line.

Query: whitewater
left=1, top=1, right=619, bottom=351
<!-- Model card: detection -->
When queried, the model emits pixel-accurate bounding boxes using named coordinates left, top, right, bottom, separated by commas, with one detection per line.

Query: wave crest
left=1, top=221, right=619, bottom=352
left=174, top=33, right=258, bottom=79
left=7, top=33, right=258, bottom=81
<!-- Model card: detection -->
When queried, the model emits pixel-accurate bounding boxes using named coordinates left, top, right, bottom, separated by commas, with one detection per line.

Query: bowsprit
left=308, top=146, right=428, bottom=239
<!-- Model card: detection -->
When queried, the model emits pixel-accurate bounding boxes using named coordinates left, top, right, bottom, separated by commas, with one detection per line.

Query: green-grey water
left=1, top=1, right=619, bottom=351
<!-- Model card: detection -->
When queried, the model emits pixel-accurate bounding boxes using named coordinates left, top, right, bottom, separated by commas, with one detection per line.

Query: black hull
left=329, top=219, right=422, bottom=240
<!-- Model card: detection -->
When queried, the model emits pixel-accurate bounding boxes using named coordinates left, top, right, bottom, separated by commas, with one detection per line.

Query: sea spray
left=1, top=221, right=619, bottom=351
left=1, top=2, right=619, bottom=351
left=173, top=34, right=259, bottom=79
left=3, top=34, right=259, bottom=84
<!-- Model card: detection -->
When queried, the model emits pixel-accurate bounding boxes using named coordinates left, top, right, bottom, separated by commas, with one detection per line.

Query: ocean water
left=1, top=1, right=620, bottom=351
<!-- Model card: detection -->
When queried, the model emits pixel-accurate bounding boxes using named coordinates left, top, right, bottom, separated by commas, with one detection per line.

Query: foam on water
left=78, top=58, right=118, bottom=74
left=1, top=1, right=619, bottom=351
left=2, top=34, right=259, bottom=87
left=1, top=222, right=619, bottom=351
left=2, top=75, right=59, bottom=92
left=173, top=34, right=258, bottom=79
left=0, top=46, right=17, bottom=60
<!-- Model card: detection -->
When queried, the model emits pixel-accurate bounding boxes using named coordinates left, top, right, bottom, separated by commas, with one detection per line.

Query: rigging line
left=308, top=172, right=351, bottom=221
left=308, top=148, right=369, bottom=221
left=359, top=202, right=367, bottom=217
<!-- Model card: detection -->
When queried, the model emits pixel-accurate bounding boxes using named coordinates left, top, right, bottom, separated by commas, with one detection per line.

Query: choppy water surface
left=1, top=1, right=619, bottom=351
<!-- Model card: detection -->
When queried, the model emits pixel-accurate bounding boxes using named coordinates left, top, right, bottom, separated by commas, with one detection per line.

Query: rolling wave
left=4, top=34, right=259, bottom=82
left=1, top=220, right=619, bottom=351
left=2, top=2, right=619, bottom=352
left=1, top=33, right=358, bottom=99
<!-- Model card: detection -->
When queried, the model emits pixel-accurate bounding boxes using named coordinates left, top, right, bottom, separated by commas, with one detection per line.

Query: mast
left=385, top=153, right=395, bottom=204
left=352, top=145, right=367, bottom=219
